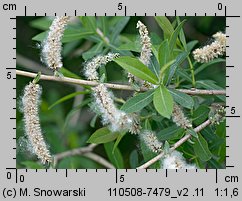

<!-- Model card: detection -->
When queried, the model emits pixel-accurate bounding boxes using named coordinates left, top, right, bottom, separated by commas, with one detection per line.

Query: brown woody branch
left=137, top=119, right=211, bottom=169
left=16, top=70, right=226, bottom=95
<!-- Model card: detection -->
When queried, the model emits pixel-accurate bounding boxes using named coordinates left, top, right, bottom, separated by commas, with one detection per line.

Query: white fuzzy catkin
left=84, top=53, right=119, bottom=81
left=93, top=84, right=139, bottom=134
left=162, top=150, right=196, bottom=169
left=140, top=130, right=163, bottom=153
left=128, top=21, right=152, bottom=87
left=41, top=16, right=70, bottom=72
left=22, top=82, right=52, bottom=164
left=172, top=103, right=192, bottom=129
left=137, top=21, right=152, bottom=66
left=193, top=31, right=226, bottom=63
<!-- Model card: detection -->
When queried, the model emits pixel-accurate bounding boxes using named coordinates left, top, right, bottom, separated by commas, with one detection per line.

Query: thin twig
left=53, top=144, right=97, bottom=164
left=16, top=70, right=226, bottom=95
left=137, top=119, right=211, bottom=169
left=53, top=144, right=114, bottom=169
left=83, top=152, right=115, bottom=169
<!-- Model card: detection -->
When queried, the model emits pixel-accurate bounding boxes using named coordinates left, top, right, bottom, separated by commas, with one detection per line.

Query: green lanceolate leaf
left=159, top=60, right=176, bottom=79
left=187, top=40, right=199, bottom=52
left=30, top=17, right=52, bottom=30
left=80, top=16, right=97, bottom=31
left=169, top=20, right=186, bottom=54
left=193, top=133, right=212, bottom=161
left=99, top=16, right=108, bottom=36
left=187, top=128, right=198, bottom=138
left=121, top=89, right=155, bottom=113
left=158, top=39, right=169, bottom=67
left=87, top=127, right=119, bottom=144
left=21, top=161, right=44, bottom=169
left=32, top=30, right=94, bottom=43
left=176, top=16, right=187, bottom=51
left=169, top=89, right=194, bottom=109
left=113, top=132, right=126, bottom=153
left=196, top=80, right=225, bottom=102
left=194, top=58, right=225, bottom=75
left=166, top=51, right=188, bottom=85
left=157, top=125, right=184, bottom=140
left=153, top=84, right=173, bottom=119
left=110, top=17, right=130, bottom=43
left=104, top=142, right=124, bottom=168
left=114, top=56, right=159, bottom=84
left=59, top=67, right=80, bottom=79
left=48, top=91, right=90, bottom=110
left=154, top=17, right=174, bottom=39
left=192, top=105, right=210, bottom=126
left=82, top=42, right=104, bottom=60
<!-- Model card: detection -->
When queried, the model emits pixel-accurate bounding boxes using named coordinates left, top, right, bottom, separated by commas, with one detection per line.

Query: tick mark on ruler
left=115, top=169, right=118, bottom=183
left=6, top=67, right=16, bottom=70
left=226, top=115, right=241, bottom=118
left=226, top=165, right=234, bottom=168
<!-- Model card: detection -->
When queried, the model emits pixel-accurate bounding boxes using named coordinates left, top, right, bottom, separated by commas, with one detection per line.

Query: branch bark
left=53, top=144, right=115, bottom=169
left=137, top=119, right=212, bottom=169
left=16, top=70, right=226, bottom=95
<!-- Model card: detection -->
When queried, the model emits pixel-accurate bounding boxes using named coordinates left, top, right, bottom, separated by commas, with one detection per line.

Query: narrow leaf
left=196, top=80, right=225, bottom=102
left=193, top=134, right=212, bottom=161
left=112, top=132, right=126, bottom=153
left=153, top=85, right=173, bottom=119
left=87, top=127, right=119, bottom=144
left=176, top=16, right=187, bottom=51
left=30, top=17, right=52, bottom=30
left=159, top=59, right=176, bottom=79
left=80, top=16, right=97, bottom=31
left=129, top=150, right=139, bottom=168
left=192, top=105, right=210, bottom=126
left=187, top=40, right=199, bottom=52
left=187, top=128, right=198, bottom=138
left=157, top=125, right=184, bottom=140
left=111, top=17, right=130, bottom=43
left=166, top=51, right=188, bottom=85
left=194, top=58, right=225, bottom=75
left=114, top=56, right=159, bottom=84
left=169, top=89, right=194, bottom=109
left=32, top=30, right=94, bottom=43
left=121, top=90, right=155, bottom=113
left=169, top=20, right=186, bottom=54
left=158, top=39, right=169, bottom=67
left=48, top=91, right=89, bottom=110
left=82, top=42, right=104, bottom=60
left=154, top=17, right=174, bottom=39
left=104, top=142, right=124, bottom=168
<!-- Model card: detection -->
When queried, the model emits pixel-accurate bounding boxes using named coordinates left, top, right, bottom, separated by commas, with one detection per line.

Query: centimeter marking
left=12, top=4, right=241, bottom=17
left=6, top=2, right=240, bottom=185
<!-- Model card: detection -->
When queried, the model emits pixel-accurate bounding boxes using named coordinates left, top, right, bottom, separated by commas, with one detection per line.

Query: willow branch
left=137, top=119, right=211, bottom=169
left=53, top=144, right=97, bottom=164
left=83, top=152, right=115, bottom=169
left=16, top=70, right=226, bottom=95
left=53, top=144, right=114, bottom=169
